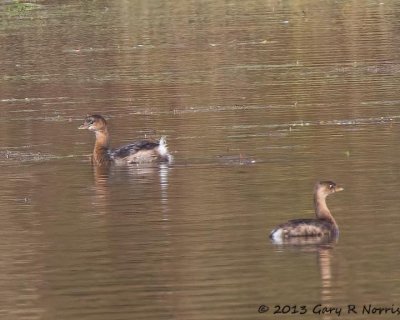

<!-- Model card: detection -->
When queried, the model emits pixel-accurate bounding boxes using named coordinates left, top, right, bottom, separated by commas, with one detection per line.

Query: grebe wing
left=270, top=219, right=334, bottom=238
left=111, top=140, right=159, bottom=159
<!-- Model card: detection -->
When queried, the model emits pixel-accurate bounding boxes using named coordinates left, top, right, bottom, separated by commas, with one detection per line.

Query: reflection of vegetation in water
left=4, top=1, right=41, bottom=16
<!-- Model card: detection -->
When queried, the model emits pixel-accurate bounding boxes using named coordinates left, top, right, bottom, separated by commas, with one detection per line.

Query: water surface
left=1, top=0, right=400, bottom=319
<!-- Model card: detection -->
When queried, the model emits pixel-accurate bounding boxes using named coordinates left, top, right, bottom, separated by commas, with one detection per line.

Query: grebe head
left=315, top=181, right=344, bottom=198
left=78, top=114, right=107, bottom=132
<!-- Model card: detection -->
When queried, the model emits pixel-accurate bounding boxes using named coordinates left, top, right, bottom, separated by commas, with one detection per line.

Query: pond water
left=1, top=0, right=400, bottom=319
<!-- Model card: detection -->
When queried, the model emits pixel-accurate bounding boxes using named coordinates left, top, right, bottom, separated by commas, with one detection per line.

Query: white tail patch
left=158, top=136, right=173, bottom=162
left=270, top=228, right=284, bottom=243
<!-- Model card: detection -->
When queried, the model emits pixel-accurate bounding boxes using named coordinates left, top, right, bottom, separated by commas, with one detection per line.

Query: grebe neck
left=94, top=129, right=110, bottom=149
left=313, top=194, right=337, bottom=227
left=92, top=129, right=111, bottom=166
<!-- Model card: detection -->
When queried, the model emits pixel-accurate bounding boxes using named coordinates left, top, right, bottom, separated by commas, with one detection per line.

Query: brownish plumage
left=270, top=181, right=343, bottom=241
left=79, top=114, right=172, bottom=166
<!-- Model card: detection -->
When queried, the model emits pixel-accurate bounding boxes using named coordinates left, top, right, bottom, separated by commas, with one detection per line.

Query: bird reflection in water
left=271, top=236, right=338, bottom=320
left=91, top=163, right=171, bottom=219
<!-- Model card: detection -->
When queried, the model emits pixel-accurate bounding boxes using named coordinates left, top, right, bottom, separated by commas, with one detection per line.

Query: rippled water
left=1, top=0, right=400, bottom=319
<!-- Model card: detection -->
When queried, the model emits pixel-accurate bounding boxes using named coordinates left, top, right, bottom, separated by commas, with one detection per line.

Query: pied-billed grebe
left=79, top=114, right=172, bottom=166
left=270, top=181, right=343, bottom=241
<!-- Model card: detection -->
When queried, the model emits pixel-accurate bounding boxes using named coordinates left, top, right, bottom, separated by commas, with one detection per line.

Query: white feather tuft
left=270, top=228, right=283, bottom=242
left=158, top=136, right=173, bottom=162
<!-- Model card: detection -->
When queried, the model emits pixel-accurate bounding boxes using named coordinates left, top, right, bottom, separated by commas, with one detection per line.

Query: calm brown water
left=1, top=0, right=400, bottom=319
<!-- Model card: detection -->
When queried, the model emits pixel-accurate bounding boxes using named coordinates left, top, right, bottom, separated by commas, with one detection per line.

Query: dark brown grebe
left=79, top=114, right=172, bottom=166
left=270, top=181, right=343, bottom=241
